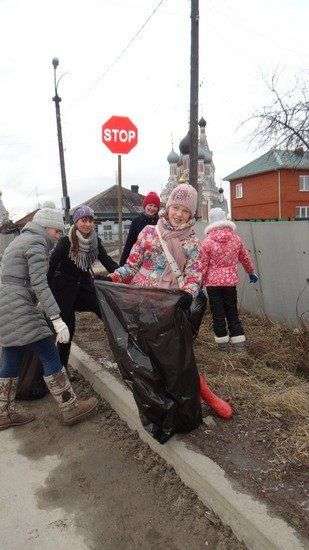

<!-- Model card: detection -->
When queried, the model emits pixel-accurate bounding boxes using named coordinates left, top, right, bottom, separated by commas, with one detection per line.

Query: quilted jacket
left=199, top=220, right=255, bottom=287
left=0, top=222, right=60, bottom=347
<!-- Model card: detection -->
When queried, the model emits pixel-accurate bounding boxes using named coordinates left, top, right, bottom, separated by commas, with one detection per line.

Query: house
left=79, top=184, right=145, bottom=243
left=224, top=149, right=309, bottom=220
left=14, top=209, right=39, bottom=230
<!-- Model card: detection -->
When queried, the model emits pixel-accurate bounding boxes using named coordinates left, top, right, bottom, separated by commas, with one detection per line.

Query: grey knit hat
left=33, top=208, right=64, bottom=231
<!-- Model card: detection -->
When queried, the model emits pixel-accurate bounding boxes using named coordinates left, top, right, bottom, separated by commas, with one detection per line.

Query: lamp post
left=52, top=57, right=70, bottom=224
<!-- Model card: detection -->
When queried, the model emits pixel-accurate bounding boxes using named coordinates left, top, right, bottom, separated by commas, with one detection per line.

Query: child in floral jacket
left=199, top=208, right=258, bottom=350
left=110, top=184, right=201, bottom=297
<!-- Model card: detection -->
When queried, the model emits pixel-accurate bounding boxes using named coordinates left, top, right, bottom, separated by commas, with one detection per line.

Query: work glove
left=52, top=317, right=70, bottom=344
left=249, top=273, right=259, bottom=284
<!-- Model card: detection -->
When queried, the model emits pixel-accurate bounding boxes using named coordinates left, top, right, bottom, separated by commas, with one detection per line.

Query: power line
left=72, top=0, right=167, bottom=106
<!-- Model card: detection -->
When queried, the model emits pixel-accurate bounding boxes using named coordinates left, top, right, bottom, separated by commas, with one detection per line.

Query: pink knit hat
left=166, top=184, right=197, bottom=217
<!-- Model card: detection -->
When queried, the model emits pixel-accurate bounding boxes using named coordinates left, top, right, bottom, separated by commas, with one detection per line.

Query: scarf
left=69, top=227, right=98, bottom=271
left=156, top=216, right=196, bottom=288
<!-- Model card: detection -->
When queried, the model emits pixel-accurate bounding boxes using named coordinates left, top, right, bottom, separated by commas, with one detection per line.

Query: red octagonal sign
left=102, top=115, right=138, bottom=155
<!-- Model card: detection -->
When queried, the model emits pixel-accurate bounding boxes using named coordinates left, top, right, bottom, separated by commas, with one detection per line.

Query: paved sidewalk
left=0, top=392, right=244, bottom=550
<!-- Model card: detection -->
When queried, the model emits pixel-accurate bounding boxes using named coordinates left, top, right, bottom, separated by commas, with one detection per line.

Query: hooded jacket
left=0, top=222, right=60, bottom=347
left=199, top=220, right=254, bottom=287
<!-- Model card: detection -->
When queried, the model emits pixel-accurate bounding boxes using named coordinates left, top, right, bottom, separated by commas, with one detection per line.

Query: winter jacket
left=120, top=212, right=159, bottom=265
left=111, top=225, right=201, bottom=296
left=47, top=235, right=118, bottom=314
left=0, top=222, right=60, bottom=347
left=199, top=220, right=254, bottom=287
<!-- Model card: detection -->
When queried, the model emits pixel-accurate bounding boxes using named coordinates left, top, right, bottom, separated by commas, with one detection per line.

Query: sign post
left=102, top=116, right=138, bottom=260
left=117, top=154, right=123, bottom=253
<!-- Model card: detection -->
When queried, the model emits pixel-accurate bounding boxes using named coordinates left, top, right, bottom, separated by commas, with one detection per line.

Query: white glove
left=52, top=317, right=70, bottom=344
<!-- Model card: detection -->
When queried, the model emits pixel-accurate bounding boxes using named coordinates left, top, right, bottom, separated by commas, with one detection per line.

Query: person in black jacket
left=47, top=205, right=118, bottom=368
left=120, top=191, right=160, bottom=265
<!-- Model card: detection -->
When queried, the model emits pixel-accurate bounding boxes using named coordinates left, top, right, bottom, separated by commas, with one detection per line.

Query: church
left=161, top=117, right=228, bottom=219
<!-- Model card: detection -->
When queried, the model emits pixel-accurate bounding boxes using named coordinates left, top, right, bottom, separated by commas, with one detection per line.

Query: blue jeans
left=0, top=337, right=63, bottom=379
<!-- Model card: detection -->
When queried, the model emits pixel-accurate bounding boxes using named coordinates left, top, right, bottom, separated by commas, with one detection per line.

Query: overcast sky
left=1, top=0, right=308, bottom=220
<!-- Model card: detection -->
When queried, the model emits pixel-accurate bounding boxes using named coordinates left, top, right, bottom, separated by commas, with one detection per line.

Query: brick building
left=224, top=149, right=309, bottom=220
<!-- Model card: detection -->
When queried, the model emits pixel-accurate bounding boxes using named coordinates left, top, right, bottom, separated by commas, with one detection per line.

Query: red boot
left=199, top=374, right=233, bottom=419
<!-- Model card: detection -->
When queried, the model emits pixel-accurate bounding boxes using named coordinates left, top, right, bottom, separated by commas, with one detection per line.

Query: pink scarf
left=156, top=216, right=196, bottom=288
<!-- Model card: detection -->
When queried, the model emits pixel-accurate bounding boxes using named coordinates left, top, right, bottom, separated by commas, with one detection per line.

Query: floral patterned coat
left=111, top=225, right=201, bottom=296
left=199, top=221, right=254, bottom=287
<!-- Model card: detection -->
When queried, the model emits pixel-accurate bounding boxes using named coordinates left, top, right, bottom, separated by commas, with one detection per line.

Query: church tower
left=161, top=117, right=228, bottom=218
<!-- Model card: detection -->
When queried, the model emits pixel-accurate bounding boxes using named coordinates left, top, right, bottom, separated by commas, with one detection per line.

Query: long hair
left=70, top=225, right=80, bottom=257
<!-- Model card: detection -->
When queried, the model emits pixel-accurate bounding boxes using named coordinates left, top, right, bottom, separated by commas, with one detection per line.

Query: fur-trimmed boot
left=44, top=368, right=98, bottom=426
left=230, top=334, right=246, bottom=352
left=199, top=374, right=233, bottom=419
left=0, top=378, right=35, bottom=431
left=215, top=335, right=230, bottom=352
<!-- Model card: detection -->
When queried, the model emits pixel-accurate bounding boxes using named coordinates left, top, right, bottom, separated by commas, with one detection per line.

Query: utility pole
left=52, top=58, right=70, bottom=224
left=189, top=0, right=199, bottom=192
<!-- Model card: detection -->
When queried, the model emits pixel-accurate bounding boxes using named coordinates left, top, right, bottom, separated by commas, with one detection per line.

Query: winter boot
left=230, top=335, right=246, bottom=352
left=199, top=374, right=233, bottom=419
left=44, top=368, right=98, bottom=426
left=0, top=378, right=35, bottom=431
left=215, top=335, right=230, bottom=352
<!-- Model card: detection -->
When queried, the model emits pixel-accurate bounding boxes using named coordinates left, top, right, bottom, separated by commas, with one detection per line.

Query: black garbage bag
left=95, top=281, right=202, bottom=444
left=15, top=352, right=48, bottom=401
left=190, top=289, right=207, bottom=339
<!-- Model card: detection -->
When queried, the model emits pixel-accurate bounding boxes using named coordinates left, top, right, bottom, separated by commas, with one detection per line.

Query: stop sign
left=102, top=116, right=138, bottom=155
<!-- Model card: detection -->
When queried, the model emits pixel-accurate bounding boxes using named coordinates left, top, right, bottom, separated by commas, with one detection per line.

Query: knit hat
left=166, top=184, right=197, bottom=217
left=33, top=208, right=64, bottom=231
left=208, top=207, right=227, bottom=224
left=143, top=192, right=160, bottom=209
left=73, top=205, right=95, bottom=223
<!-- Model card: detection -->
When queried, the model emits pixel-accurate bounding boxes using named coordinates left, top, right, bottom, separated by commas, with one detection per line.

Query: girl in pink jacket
left=199, top=208, right=258, bottom=350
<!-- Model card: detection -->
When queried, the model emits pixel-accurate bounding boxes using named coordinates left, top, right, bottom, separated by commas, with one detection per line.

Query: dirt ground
left=74, top=311, right=309, bottom=539
left=4, top=368, right=246, bottom=550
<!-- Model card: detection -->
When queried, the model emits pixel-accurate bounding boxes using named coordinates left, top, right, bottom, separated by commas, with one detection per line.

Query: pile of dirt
left=74, top=311, right=309, bottom=538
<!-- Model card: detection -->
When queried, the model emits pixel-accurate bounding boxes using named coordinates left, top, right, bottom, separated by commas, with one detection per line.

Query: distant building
left=224, top=149, right=309, bottom=220
left=161, top=117, right=228, bottom=219
left=78, top=184, right=145, bottom=243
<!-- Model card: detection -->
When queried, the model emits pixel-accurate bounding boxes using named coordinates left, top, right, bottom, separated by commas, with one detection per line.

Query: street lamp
left=52, top=57, right=70, bottom=224
left=218, top=187, right=224, bottom=204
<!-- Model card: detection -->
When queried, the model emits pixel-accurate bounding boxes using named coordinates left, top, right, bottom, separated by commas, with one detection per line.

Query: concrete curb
left=70, top=342, right=308, bottom=550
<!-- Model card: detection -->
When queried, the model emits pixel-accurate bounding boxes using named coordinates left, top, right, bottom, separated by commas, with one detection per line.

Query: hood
left=205, top=221, right=236, bottom=244
left=21, top=221, right=55, bottom=250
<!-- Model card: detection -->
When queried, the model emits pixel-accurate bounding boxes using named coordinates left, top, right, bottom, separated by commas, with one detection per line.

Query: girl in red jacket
left=200, top=208, right=258, bottom=350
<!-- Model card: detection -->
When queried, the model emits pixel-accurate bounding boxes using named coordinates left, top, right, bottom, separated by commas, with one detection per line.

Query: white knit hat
left=166, top=184, right=197, bottom=217
left=33, top=208, right=64, bottom=231
left=208, top=207, right=227, bottom=224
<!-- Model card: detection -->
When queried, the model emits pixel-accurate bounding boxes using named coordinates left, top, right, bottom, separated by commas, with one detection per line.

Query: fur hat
left=143, top=192, right=160, bottom=209
left=33, top=208, right=64, bottom=231
left=166, top=184, right=197, bottom=217
left=73, top=205, right=95, bottom=223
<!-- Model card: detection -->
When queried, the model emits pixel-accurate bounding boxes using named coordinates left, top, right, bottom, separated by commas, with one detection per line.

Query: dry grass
left=195, top=313, right=309, bottom=466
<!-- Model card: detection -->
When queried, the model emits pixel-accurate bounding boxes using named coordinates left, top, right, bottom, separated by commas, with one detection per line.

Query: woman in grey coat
left=0, top=208, right=97, bottom=431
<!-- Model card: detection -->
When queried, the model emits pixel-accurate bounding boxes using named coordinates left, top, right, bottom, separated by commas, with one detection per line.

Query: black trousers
left=206, top=286, right=244, bottom=338
left=58, top=287, right=102, bottom=368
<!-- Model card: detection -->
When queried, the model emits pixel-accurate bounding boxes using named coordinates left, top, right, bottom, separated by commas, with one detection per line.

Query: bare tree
left=247, top=73, right=309, bottom=151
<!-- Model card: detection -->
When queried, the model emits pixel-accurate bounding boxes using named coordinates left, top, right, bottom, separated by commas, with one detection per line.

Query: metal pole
left=189, top=0, right=199, bottom=192
left=117, top=154, right=123, bottom=260
left=52, top=58, right=70, bottom=224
